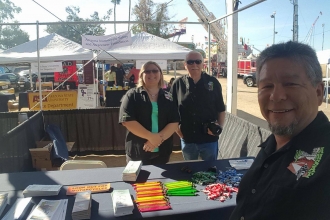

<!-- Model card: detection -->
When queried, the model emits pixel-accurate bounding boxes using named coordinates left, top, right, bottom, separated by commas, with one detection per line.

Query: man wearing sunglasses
left=170, top=51, right=226, bottom=161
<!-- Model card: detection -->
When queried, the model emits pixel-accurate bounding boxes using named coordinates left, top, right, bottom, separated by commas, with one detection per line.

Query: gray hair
left=256, top=41, right=322, bottom=87
left=185, top=51, right=203, bottom=62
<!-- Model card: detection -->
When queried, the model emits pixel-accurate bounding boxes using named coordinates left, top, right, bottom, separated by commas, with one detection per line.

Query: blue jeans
left=180, top=139, right=218, bottom=161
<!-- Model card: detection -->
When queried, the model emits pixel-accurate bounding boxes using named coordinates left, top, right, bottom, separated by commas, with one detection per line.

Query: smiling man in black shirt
left=230, top=41, right=330, bottom=220
left=170, top=51, right=225, bottom=161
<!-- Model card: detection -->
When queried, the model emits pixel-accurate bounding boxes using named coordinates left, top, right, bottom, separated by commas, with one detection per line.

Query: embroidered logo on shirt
left=164, top=92, right=173, bottom=101
left=287, top=147, right=324, bottom=180
left=208, top=82, right=214, bottom=91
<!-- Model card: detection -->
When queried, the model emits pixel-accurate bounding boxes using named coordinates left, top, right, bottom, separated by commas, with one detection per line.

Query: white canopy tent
left=0, top=33, right=94, bottom=64
left=97, top=32, right=191, bottom=61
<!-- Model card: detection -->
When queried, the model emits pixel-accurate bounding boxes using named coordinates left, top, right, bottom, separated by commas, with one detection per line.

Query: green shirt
left=151, top=102, right=159, bottom=152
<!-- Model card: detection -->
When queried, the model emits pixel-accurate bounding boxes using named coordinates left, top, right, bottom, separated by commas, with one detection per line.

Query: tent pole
left=29, top=68, right=33, bottom=90
left=102, top=61, right=105, bottom=107
left=208, top=23, right=211, bottom=75
left=174, top=61, right=177, bottom=78
left=326, top=63, right=329, bottom=108
left=36, top=20, right=42, bottom=110
left=95, top=61, right=99, bottom=107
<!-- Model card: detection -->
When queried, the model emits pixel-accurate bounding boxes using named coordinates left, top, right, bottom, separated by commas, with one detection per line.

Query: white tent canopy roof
left=0, top=33, right=94, bottom=64
left=97, top=32, right=191, bottom=61
left=317, top=49, right=330, bottom=64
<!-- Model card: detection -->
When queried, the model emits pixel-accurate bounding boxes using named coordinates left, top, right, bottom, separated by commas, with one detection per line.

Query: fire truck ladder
left=303, top=15, right=320, bottom=47
left=187, top=0, right=227, bottom=53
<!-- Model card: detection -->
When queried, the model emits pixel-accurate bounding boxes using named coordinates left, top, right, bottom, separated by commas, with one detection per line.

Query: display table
left=105, top=90, right=127, bottom=107
left=0, top=93, right=16, bottom=112
left=0, top=158, right=251, bottom=219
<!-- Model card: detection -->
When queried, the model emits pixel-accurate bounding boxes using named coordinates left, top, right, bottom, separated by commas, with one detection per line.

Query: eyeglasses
left=143, top=69, right=160, bottom=74
left=186, top=60, right=202, bottom=65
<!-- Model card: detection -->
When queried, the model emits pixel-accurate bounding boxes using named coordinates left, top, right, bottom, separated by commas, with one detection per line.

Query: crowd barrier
left=0, top=108, right=271, bottom=173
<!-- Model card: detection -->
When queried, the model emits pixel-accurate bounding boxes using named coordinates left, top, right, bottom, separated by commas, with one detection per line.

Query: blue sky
left=9, top=0, right=330, bottom=53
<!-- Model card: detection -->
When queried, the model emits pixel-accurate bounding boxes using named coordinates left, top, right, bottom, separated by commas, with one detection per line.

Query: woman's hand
left=143, top=141, right=157, bottom=152
left=147, top=133, right=162, bottom=148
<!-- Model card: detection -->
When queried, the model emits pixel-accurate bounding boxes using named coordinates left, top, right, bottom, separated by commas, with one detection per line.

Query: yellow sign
left=66, top=183, right=111, bottom=195
left=28, top=91, right=77, bottom=110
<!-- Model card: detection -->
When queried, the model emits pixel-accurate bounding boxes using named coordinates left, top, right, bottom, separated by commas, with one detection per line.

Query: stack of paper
left=72, top=191, right=92, bottom=220
left=22, top=185, right=62, bottom=197
left=111, top=189, right=134, bottom=217
left=229, top=159, right=254, bottom=170
left=122, top=161, right=142, bottom=181
left=1, top=197, right=32, bottom=220
left=26, top=199, right=68, bottom=220
left=0, top=193, right=8, bottom=217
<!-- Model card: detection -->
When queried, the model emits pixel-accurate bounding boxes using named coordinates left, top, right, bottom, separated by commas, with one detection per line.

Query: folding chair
left=60, top=160, right=107, bottom=170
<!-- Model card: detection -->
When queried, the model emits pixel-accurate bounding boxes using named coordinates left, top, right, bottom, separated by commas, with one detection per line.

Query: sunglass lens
left=144, top=69, right=159, bottom=74
left=187, top=60, right=202, bottom=65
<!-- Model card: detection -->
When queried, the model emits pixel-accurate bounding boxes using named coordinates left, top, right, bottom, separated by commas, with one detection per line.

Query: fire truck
left=217, top=59, right=256, bottom=78
left=237, top=59, right=256, bottom=77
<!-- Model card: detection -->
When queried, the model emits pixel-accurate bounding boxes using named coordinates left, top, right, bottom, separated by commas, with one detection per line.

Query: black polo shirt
left=119, top=87, right=180, bottom=160
left=170, top=73, right=225, bottom=144
left=230, top=111, right=330, bottom=220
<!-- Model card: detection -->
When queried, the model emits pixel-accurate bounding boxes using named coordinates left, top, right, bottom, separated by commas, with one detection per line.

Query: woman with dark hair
left=104, top=66, right=116, bottom=87
left=119, top=61, right=180, bottom=165
left=125, top=65, right=139, bottom=88
left=166, top=77, right=175, bottom=91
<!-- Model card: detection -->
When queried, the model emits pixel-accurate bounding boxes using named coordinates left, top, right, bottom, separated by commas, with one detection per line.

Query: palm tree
left=111, top=0, right=121, bottom=34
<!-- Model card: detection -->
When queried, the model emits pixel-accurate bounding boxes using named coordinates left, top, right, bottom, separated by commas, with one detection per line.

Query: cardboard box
left=30, top=141, right=75, bottom=171
left=30, top=142, right=53, bottom=161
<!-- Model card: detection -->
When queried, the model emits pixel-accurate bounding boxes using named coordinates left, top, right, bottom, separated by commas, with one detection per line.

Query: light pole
left=271, top=11, right=276, bottom=44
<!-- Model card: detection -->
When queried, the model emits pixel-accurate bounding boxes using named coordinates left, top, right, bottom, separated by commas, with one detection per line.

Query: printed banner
left=31, top=62, right=63, bottom=72
left=83, top=60, right=95, bottom=84
left=28, top=91, right=77, bottom=110
left=81, top=31, right=132, bottom=50
left=54, top=61, right=78, bottom=82
left=77, top=84, right=97, bottom=109
left=136, top=60, right=167, bottom=70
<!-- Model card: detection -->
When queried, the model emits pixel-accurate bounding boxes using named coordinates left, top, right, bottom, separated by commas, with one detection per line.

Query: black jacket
left=119, top=87, right=180, bottom=160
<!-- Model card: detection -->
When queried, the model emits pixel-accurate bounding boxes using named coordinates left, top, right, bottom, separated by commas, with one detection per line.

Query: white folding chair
left=60, top=160, right=107, bottom=170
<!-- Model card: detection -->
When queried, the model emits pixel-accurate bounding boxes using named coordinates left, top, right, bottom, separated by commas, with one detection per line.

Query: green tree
left=131, top=0, right=174, bottom=38
left=111, top=0, right=121, bottom=34
left=45, top=6, right=112, bottom=44
left=0, top=0, right=29, bottom=50
left=1, top=23, right=29, bottom=49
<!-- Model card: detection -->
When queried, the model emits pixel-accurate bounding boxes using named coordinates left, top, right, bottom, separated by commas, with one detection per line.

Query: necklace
left=145, top=88, right=159, bottom=98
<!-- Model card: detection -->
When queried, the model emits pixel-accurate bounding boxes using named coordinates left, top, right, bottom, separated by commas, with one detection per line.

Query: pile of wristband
left=191, top=168, right=243, bottom=202
left=202, top=183, right=238, bottom=202
left=133, top=182, right=171, bottom=212
left=164, top=181, right=197, bottom=196
left=217, top=168, right=243, bottom=187
left=191, top=171, right=218, bottom=185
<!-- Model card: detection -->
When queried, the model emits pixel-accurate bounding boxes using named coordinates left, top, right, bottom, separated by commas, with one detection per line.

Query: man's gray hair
left=185, top=51, right=203, bottom=62
left=256, top=41, right=322, bottom=87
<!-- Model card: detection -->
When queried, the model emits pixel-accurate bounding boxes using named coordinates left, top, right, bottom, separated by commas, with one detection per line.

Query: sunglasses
left=143, top=69, right=160, bottom=74
left=186, top=60, right=202, bottom=65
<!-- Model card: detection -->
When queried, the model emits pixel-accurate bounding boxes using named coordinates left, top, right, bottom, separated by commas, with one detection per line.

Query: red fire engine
left=237, top=59, right=256, bottom=77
